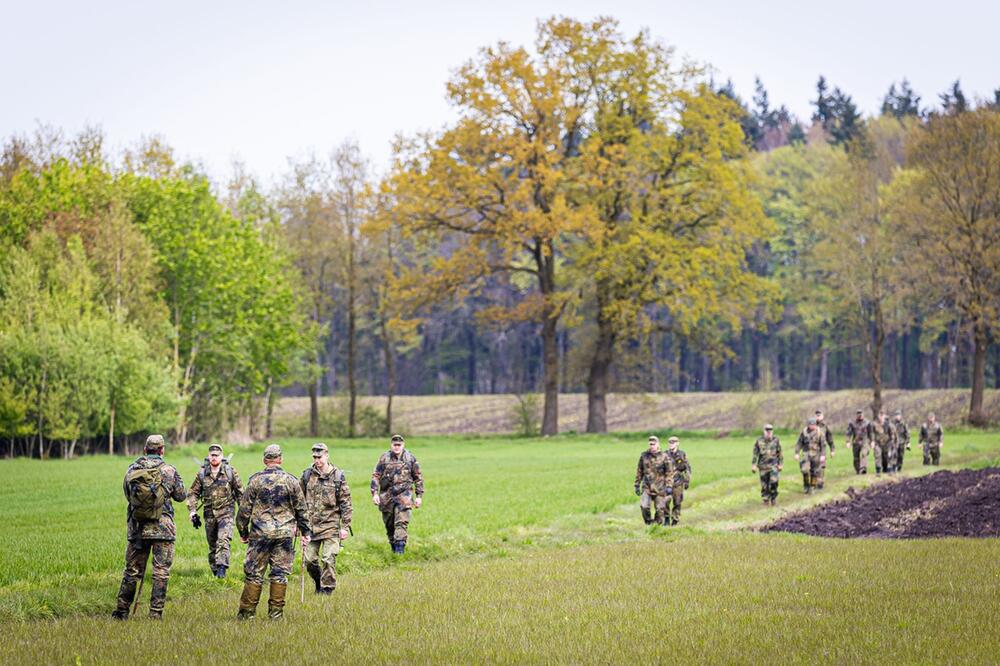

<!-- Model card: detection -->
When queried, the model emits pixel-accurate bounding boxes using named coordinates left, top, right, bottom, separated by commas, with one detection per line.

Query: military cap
left=263, top=444, right=282, bottom=460
left=667, top=436, right=679, bottom=444
left=390, top=434, right=405, bottom=443
left=814, top=410, right=823, bottom=415
left=855, top=409, right=864, bottom=415
left=145, top=434, right=164, bottom=448
left=208, top=444, right=223, bottom=453
left=763, top=424, right=774, bottom=430
left=311, top=442, right=328, bottom=454
left=807, top=417, right=817, bottom=425
left=648, top=435, right=660, bottom=445
left=894, top=410, right=902, bottom=416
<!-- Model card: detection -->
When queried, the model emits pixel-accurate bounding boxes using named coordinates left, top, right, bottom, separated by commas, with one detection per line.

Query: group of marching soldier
left=112, top=434, right=422, bottom=620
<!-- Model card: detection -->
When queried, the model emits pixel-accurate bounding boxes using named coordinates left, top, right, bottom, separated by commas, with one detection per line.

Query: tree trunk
left=870, top=307, right=885, bottom=418
left=466, top=324, right=477, bottom=395
left=585, top=303, right=614, bottom=433
left=265, top=378, right=275, bottom=439
left=818, top=346, right=829, bottom=391
left=969, top=321, right=989, bottom=426
left=379, top=315, right=396, bottom=435
left=541, top=315, right=559, bottom=436
left=108, top=403, right=115, bottom=455
left=308, top=377, right=319, bottom=438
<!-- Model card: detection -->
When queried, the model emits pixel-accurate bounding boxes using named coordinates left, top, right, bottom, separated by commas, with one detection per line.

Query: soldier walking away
left=871, top=409, right=897, bottom=475
left=752, top=425, right=783, bottom=505
left=664, top=437, right=690, bottom=525
left=236, top=444, right=311, bottom=620
left=795, top=418, right=828, bottom=494
left=371, top=434, right=424, bottom=554
left=893, top=410, right=911, bottom=471
left=813, top=410, right=836, bottom=488
left=301, top=443, right=352, bottom=595
left=846, top=409, right=873, bottom=474
left=920, top=413, right=945, bottom=466
left=187, top=444, right=243, bottom=578
left=634, top=436, right=673, bottom=524
left=111, top=434, right=187, bottom=620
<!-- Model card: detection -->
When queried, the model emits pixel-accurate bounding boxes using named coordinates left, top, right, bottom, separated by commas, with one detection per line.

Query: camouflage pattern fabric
left=236, top=466, right=310, bottom=541
left=920, top=422, right=944, bottom=465
left=205, top=513, right=234, bottom=570
left=814, top=422, right=835, bottom=486
left=635, top=449, right=673, bottom=494
left=871, top=418, right=897, bottom=473
left=303, top=538, right=341, bottom=591
left=753, top=435, right=782, bottom=502
left=666, top=485, right=685, bottom=524
left=123, top=455, right=186, bottom=542
left=301, top=465, right=353, bottom=540
left=895, top=420, right=910, bottom=470
left=371, top=448, right=423, bottom=545
left=243, top=537, right=295, bottom=585
left=795, top=428, right=827, bottom=489
left=846, top=418, right=873, bottom=474
left=664, top=449, right=690, bottom=523
left=381, top=503, right=411, bottom=544
left=114, top=539, right=175, bottom=616
left=186, top=463, right=243, bottom=517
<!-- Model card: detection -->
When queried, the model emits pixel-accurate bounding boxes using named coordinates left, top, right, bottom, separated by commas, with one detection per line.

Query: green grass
left=1, top=430, right=999, bottom=662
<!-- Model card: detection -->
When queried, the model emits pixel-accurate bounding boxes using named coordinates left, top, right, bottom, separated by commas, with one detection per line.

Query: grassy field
left=271, top=389, right=1000, bottom=436
left=1, top=429, right=999, bottom=662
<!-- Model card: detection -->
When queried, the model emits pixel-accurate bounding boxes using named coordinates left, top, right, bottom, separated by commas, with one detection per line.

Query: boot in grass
left=148, top=579, right=167, bottom=620
left=267, top=582, right=287, bottom=620
left=802, top=474, right=811, bottom=494
left=112, top=578, right=137, bottom=619
left=237, top=581, right=262, bottom=620
left=640, top=507, right=653, bottom=525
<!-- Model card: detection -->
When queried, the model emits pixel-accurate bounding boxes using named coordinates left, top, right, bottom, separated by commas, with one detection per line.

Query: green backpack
left=127, top=465, right=167, bottom=522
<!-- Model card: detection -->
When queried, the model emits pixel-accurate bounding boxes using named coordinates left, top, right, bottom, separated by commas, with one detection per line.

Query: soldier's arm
left=752, top=442, right=760, bottom=467
left=236, top=481, right=254, bottom=538
left=825, top=427, right=835, bottom=451
left=231, top=468, right=244, bottom=504
left=776, top=438, right=783, bottom=466
left=370, top=459, right=384, bottom=495
left=170, top=469, right=186, bottom=502
left=919, top=425, right=927, bottom=444
left=186, top=472, right=203, bottom=513
left=635, top=456, right=644, bottom=487
left=411, top=458, right=424, bottom=497
left=339, top=473, right=353, bottom=529
left=684, top=453, right=691, bottom=481
left=795, top=432, right=806, bottom=455
left=290, top=479, right=311, bottom=538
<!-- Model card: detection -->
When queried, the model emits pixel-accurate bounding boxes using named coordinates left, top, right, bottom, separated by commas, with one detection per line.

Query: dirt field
left=765, top=467, right=1000, bottom=538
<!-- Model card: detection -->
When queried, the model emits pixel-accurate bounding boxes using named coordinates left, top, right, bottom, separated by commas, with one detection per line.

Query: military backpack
left=126, top=465, right=167, bottom=522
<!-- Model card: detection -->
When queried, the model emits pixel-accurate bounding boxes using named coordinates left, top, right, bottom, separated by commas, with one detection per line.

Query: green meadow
left=1, top=430, right=999, bottom=663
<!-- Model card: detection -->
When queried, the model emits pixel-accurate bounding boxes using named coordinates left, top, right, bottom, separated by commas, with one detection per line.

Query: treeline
left=2, top=17, right=999, bottom=457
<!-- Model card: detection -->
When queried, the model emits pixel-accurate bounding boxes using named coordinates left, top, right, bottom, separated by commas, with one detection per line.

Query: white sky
left=4, top=0, right=998, bottom=184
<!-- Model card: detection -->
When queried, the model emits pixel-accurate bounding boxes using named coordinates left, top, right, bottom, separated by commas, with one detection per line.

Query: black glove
left=634, top=485, right=641, bottom=496
left=192, top=514, right=202, bottom=529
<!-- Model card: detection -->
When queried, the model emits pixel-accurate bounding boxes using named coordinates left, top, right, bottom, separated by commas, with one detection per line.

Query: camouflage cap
left=807, top=417, right=817, bottom=426
left=263, top=444, right=282, bottom=460
left=311, top=442, right=328, bottom=453
left=814, top=410, right=823, bottom=415
left=648, top=435, right=660, bottom=445
left=764, top=424, right=774, bottom=430
left=390, top=434, right=405, bottom=443
left=856, top=409, right=864, bottom=415
left=894, top=410, right=902, bottom=416
left=145, top=434, right=164, bottom=448
left=667, top=436, right=679, bottom=444
left=208, top=444, right=223, bottom=453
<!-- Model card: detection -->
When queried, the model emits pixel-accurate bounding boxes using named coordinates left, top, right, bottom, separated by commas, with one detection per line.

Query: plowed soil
left=765, top=468, right=1000, bottom=538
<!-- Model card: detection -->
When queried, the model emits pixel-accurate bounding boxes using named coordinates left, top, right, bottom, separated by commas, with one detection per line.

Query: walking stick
left=300, top=538, right=306, bottom=603
left=131, top=548, right=150, bottom=616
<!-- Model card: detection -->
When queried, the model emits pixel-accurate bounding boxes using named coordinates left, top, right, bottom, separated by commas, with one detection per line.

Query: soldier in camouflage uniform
left=871, top=409, right=897, bottom=475
left=236, top=444, right=311, bottom=620
left=634, top=435, right=674, bottom=525
left=752, top=424, right=783, bottom=505
left=795, top=418, right=828, bottom=494
left=920, top=413, right=945, bottom=466
left=812, top=410, right=836, bottom=488
left=187, top=444, right=243, bottom=578
left=846, top=409, right=873, bottom=474
left=371, top=434, right=424, bottom=554
left=893, top=410, right=911, bottom=470
left=663, top=436, right=691, bottom=525
left=301, top=443, right=352, bottom=594
left=112, top=434, right=187, bottom=620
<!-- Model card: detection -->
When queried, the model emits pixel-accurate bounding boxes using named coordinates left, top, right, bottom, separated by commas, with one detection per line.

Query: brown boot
left=267, top=582, right=287, bottom=620
left=237, top=582, right=262, bottom=620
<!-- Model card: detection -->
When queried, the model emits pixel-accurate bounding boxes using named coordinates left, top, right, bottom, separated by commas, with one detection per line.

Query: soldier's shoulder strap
left=302, top=467, right=314, bottom=487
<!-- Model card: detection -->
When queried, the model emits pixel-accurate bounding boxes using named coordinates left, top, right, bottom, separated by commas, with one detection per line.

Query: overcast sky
left=4, top=0, right=998, bottom=183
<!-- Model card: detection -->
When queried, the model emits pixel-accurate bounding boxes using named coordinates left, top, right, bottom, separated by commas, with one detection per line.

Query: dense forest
left=2, top=17, right=998, bottom=456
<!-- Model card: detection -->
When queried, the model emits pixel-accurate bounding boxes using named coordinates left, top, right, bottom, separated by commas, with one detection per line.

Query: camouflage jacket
left=752, top=436, right=783, bottom=472
left=846, top=418, right=873, bottom=444
left=300, top=465, right=353, bottom=540
left=815, top=422, right=835, bottom=452
left=795, top=428, right=827, bottom=459
left=895, top=421, right=910, bottom=446
left=920, top=422, right=944, bottom=446
left=371, top=449, right=424, bottom=508
left=871, top=418, right=896, bottom=446
left=186, top=462, right=243, bottom=517
left=123, top=455, right=186, bottom=542
left=635, top=449, right=673, bottom=493
left=237, top=466, right=310, bottom=540
left=665, top=449, right=691, bottom=487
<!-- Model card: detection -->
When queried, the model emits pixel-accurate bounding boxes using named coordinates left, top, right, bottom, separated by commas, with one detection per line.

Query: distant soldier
left=236, top=444, right=311, bottom=620
left=634, top=435, right=674, bottom=524
left=187, top=444, right=243, bottom=578
left=112, top=434, right=187, bottom=620
left=920, top=413, right=945, bottom=466
left=664, top=436, right=691, bottom=525
left=301, top=443, right=352, bottom=595
left=795, top=418, right=828, bottom=494
left=871, top=409, right=897, bottom=475
left=846, top=409, right=873, bottom=474
left=371, top=434, right=424, bottom=554
left=894, top=410, right=911, bottom=470
left=752, top=424, right=783, bottom=505
left=811, top=410, right=836, bottom=488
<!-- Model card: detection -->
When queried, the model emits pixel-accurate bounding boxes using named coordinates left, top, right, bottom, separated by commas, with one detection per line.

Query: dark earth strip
left=765, top=468, right=1000, bottom=538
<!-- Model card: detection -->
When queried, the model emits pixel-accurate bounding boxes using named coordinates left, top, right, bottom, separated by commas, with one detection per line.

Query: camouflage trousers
left=873, top=443, right=895, bottom=473
left=304, top=537, right=341, bottom=591
left=639, top=488, right=668, bottom=524
left=115, top=539, right=174, bottom=614
left=243, top=537, right=294, bottom=585
left=204, top=511, right=234, bottom=570
left=665, top=485, right=684, bottom=524
left=800, top=457, right=822, bottom=489
left=758, top=469, right=780, bottom=501
left=381, top=503, right=411, bottom=544
left=923, top=444, right=941, bottom=466
left=851, top=442, right=870, bottom=473
left=897, top=444, right=907, bottom=470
